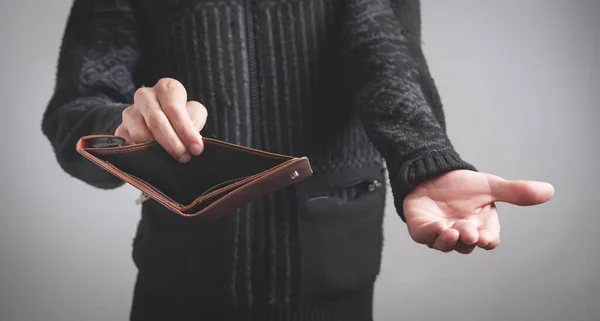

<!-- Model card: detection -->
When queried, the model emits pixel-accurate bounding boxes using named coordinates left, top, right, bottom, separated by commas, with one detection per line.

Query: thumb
left=114, top=124, right=133, bottom=144
left=487, top=175, right=555, bottom=206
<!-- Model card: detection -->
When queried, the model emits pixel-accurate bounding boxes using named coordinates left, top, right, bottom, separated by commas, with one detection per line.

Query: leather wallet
left=76, top=135, right=313, bottom=218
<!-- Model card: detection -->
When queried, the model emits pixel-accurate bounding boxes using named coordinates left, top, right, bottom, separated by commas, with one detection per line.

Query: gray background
left=0, top=0, right=598, bottom=320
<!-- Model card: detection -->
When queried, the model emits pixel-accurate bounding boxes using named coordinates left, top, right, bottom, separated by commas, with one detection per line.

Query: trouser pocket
left=296, top=166, right=386, bottom=301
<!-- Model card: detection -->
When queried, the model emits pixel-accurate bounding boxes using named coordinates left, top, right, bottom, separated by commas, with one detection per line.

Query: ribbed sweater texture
left=42, top=0, right=476, bottom=320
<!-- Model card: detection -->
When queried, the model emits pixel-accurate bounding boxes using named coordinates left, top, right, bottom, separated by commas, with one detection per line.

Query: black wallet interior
left=90, top=142, right=288, bottom=206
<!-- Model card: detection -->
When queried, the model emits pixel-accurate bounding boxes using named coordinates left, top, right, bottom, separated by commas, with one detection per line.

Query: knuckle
left=155, top=77, right=173, bottom=87
left=145, top=110, right=164, bottom=129
left=182, top=128, right=199, bottom=140
left=156, top=77, right=182, bottom=92
left=161, top=102, right=178, bottom=113
left=121, top=107, right=131, bottom=120
left=134, top=87, right=152, bottom=102
left=122, top=106, right=140, bottom=126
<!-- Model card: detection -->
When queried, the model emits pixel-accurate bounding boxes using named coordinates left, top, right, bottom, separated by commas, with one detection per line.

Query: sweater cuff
left=389, top=149, right=477, bottom=222
left=100, top=102, right=129, bottom=135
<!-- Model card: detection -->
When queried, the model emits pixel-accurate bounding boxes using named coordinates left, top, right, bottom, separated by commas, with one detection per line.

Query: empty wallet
left=76, top=135, right=313, bottom=218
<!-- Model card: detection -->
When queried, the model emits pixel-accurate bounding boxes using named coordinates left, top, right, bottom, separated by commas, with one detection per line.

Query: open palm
left=404, top=170, right=554, bottom=254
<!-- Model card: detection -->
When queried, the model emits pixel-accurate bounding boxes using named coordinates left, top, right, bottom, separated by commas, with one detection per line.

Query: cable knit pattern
left=42, top=1, right=475, bottom=320
left=42, top=0, right=140, bottom=188
left=339, top=0, right=476, bottom=218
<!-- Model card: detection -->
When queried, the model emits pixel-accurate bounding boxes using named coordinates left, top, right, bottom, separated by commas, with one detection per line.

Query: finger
left=476, top=230, right=500, bottom=250
left=487, top=175, right=554, bottom=206
left=186, top=101, right=208, bottom=132
left=154, top=78, right=203, bottom=155
left=135, top=86, right=190, bottom=162
left=185, top=101, right=208, bottom=154
left=114, top=124, right=132, bottom=144
left=121, top=106, right=153, bottom=144
left=452, top=220, right=479, bottom=246
left=455, top=241, right=476, bottom=254
left=430, top=228, right=460, bottom=252
left=476, top=206, right=500, bottom=250
left=409, top=220, right=447, bottom=246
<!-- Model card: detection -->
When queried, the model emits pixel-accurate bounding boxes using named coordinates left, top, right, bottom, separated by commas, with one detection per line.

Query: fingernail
left=179, top=153, right=192, bottom=163
left=189, top=143, right=203, bottom=155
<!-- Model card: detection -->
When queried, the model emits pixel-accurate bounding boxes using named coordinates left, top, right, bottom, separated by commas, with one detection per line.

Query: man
left=42, top=0, right=554, bottom=320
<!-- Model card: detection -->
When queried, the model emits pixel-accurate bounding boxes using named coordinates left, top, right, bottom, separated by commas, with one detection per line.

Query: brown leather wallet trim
left=77, top=146, right=184, bottom=212
left=80, top=135, right=292, bottom=160
left=182, top=157, right=313, bottom=218
left=179, top=158, right=296, bottom=211
left=75, top=135, right=313, bottom=218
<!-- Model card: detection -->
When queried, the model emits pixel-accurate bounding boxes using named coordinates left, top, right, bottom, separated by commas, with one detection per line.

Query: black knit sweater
left=42, top=0, right=476, bottom=320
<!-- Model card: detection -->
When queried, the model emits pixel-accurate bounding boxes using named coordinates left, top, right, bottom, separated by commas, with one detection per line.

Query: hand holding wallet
left=76, top=135, right=313, bottom=218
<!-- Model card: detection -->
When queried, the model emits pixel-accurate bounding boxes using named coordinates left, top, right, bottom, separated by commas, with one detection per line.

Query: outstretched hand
left=404, top=170, right=554, bottom=254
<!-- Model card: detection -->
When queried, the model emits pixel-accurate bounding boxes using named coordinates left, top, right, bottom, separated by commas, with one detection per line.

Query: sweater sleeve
left=42, top=0, right=144, bottom=189
left=339, top=0, right=477, bottom=221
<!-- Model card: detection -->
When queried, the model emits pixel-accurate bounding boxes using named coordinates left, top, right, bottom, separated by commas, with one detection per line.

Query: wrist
left=388, top=149, right=477, bottom=222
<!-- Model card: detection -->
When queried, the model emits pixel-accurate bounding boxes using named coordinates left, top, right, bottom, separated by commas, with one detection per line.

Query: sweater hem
left=131, top=286, right=374, bottom=321
left=280, top=287, right=373, bottom=321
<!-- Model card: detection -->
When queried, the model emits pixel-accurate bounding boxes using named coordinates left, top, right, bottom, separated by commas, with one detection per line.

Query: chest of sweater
left=132, top=0, right=350, bottom=155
